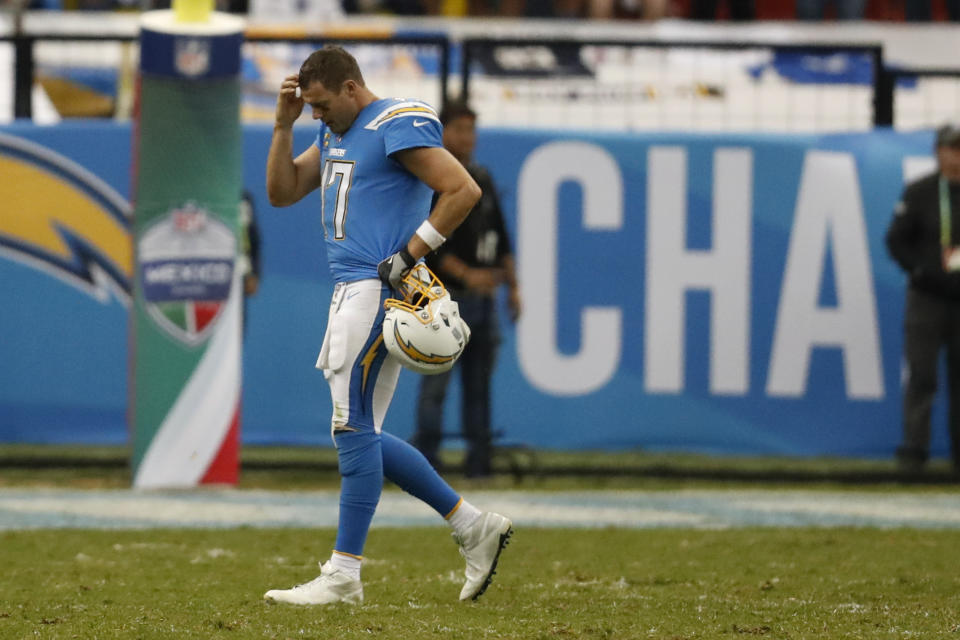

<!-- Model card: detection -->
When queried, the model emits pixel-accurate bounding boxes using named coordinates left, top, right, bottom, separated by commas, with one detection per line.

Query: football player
left=263, top=45, right=512, bottom=606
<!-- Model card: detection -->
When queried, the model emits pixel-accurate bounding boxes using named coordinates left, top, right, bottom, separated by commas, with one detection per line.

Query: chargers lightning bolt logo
left=0, top=132, right=131, bottom=302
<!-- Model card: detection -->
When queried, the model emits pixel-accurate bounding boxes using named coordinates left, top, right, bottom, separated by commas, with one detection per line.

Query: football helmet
left=382, top=264, right=471, bottom=375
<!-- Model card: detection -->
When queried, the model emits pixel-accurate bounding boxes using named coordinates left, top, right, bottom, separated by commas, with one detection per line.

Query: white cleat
left=263, top=561, right=363, bottom=605
left=454, top=511, right=513, bottom=601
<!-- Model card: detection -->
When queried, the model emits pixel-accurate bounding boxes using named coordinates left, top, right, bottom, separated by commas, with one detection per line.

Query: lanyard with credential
left=941, top=177, right=952, bottom=251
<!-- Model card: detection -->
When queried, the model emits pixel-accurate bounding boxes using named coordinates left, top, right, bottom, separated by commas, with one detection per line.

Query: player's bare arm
left=266, top=74, right=323, bottom=207
left=378, top=146, right=480, bottom=289
left=396, top=146, right=481, bottom=260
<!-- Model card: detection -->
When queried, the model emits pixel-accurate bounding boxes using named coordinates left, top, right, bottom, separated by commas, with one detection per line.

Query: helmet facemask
left=384, top=263, right=449, bottom=324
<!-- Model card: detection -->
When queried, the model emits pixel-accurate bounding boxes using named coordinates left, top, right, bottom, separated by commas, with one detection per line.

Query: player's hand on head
left=275, top=74, right=304, bottom=129
left=378, top=249, right=416, bottom=291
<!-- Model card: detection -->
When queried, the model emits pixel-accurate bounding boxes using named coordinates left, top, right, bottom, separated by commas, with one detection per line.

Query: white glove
left=377, top=248, right=415, bottom=290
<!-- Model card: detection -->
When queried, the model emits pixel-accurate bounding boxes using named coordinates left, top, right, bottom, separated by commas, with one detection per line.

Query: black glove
left=378, top=248, right=415, bottom=290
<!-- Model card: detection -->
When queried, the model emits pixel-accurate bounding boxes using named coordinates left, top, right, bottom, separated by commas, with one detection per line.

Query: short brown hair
left=439, top=100, right=476, bottom=126
left=936, top=124, right=960, bottom=149
left=298, top=45, right=365, bottom=93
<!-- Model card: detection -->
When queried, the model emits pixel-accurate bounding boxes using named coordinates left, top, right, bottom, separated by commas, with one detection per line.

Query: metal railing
left=881, top=66, right=960, bottom=131
left=5, top=28, right=960, bottom=131
left=0, top=31, right=451, bottom=120
left=460, top=38, right=890, bottom=131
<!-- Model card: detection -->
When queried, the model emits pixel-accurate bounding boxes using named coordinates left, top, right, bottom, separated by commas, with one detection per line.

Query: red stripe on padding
left=193, top=301, right=221, bottom=333
left=201, top=405, right=240, bottom=485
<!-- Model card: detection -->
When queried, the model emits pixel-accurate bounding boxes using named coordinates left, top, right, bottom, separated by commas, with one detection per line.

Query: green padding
left=131, top=73, right=242, bottom=470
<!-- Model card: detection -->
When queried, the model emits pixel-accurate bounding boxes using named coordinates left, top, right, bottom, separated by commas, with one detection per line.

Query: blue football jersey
left=314, top=98, right=442, bottom=283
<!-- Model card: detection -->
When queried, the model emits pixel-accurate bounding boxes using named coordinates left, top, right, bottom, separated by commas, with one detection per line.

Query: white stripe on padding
left=134, top=276, right=241, bottom=488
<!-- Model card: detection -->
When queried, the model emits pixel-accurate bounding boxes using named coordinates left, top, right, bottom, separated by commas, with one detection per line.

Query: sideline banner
left=130, top=11, right=244, bottom=487
left=0, top=124, right=132, bottom=444
left=477, top=128, right=934, bottom=455
left=0, top=123, right=948, bottom=458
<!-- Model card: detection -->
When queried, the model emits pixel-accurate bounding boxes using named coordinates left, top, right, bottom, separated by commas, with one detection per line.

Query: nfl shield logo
left=174, top=37, right=211, bottom=78
left=139, top=202, right=235, bottom=347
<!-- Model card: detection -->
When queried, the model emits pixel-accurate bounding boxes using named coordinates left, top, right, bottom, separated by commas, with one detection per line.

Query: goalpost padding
left=130, top=10, right=244, bottom=488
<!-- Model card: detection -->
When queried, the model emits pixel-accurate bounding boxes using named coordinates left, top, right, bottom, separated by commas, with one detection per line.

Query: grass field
left=2, top=527, right=960, bottom=639
left=3, top=445, right=960, bottom=638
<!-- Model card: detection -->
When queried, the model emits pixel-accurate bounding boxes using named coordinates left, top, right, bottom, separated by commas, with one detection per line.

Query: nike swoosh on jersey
left=364, top=101, right=440, bottom=130
left=413, top=120, right=429, bottom=127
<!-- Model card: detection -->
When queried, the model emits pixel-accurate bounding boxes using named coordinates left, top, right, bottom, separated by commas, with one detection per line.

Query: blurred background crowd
left=2, top=0, right=958, bottom=23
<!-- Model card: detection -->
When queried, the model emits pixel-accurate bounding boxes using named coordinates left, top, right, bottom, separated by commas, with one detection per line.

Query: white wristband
left=416, top=220, right=446, bottom=251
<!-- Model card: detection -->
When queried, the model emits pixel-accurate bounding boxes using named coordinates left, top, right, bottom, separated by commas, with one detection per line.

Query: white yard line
left=2, top=488, right=960, bottom=530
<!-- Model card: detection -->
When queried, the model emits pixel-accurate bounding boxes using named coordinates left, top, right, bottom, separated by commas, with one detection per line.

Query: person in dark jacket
left=412, top=101, right=521, bottom=479
left=886, top=124, right=960, bottom=473
left=239, top=191, right=261, bottom=336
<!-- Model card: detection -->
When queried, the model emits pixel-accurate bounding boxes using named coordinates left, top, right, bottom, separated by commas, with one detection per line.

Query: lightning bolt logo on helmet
left=382, top=264, right=471, bottom=375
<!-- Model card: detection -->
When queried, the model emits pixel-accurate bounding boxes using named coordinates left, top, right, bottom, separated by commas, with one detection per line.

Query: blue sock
left=334, top=430, right=383, bottom=557
left=381, top=431, right=460, bottom=517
